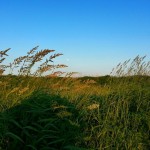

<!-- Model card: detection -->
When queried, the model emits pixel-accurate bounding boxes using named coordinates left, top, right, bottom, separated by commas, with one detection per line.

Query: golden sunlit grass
left=0, top=47, right=150, bottom=149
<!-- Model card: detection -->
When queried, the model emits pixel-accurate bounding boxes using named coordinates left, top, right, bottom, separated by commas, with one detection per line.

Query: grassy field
left=0, top=48, right=150, bottom=149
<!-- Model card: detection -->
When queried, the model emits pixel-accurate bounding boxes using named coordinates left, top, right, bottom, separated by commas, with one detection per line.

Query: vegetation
left=0, top=47, right=150, bottom=149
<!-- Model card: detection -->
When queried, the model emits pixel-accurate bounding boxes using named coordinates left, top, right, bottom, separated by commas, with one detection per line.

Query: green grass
left=0, top=75, right=150, bottom=150
left=0, top=48, right=150, bottom=149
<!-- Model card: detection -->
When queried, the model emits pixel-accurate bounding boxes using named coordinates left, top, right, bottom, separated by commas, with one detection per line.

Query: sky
left=0, top=0, right=150, bottom=76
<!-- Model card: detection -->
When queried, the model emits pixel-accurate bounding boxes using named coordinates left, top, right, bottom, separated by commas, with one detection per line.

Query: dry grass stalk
left=19, top=87, right=29, bottom=95
left=111, top=55, right=150, bottom=76
left=0, top=48, right=10, bottom=57
left=0, top=48, right=11, bottom=75
left=87, top=103, right=99, bottom=110
left=0, top=46, right=67, bottom=77
left=48, top=71, right=65, bottom=77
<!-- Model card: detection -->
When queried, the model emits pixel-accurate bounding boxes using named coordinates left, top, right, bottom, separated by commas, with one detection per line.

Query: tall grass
left=0, top=47, right=150, bottom=149
left=0, top=46, right=67, bottom=77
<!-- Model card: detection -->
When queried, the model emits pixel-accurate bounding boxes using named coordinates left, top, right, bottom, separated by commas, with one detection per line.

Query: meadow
left=0, top=47, right=150, bottom=150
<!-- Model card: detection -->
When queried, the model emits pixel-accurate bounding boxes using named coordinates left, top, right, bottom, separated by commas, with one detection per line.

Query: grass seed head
left=87, top=103, right=99, bottom=110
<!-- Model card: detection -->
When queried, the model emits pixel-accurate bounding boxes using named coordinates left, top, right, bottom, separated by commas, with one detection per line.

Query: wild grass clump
left=0, top=46, right=67, bottom=77
left=111, top=55, right=150, bottom=77
left=0, top=49, right=150, bottom=150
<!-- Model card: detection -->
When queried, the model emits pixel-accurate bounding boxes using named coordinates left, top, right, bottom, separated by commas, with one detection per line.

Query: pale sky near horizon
left=0, top=0, right=150, bottom=76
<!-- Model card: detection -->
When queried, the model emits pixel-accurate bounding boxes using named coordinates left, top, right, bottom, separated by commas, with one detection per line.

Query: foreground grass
left=0, top=75, right=150, bottom=150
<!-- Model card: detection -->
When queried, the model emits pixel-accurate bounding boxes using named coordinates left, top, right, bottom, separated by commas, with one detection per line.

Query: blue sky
left=0, top=0, right=150, bottom=76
